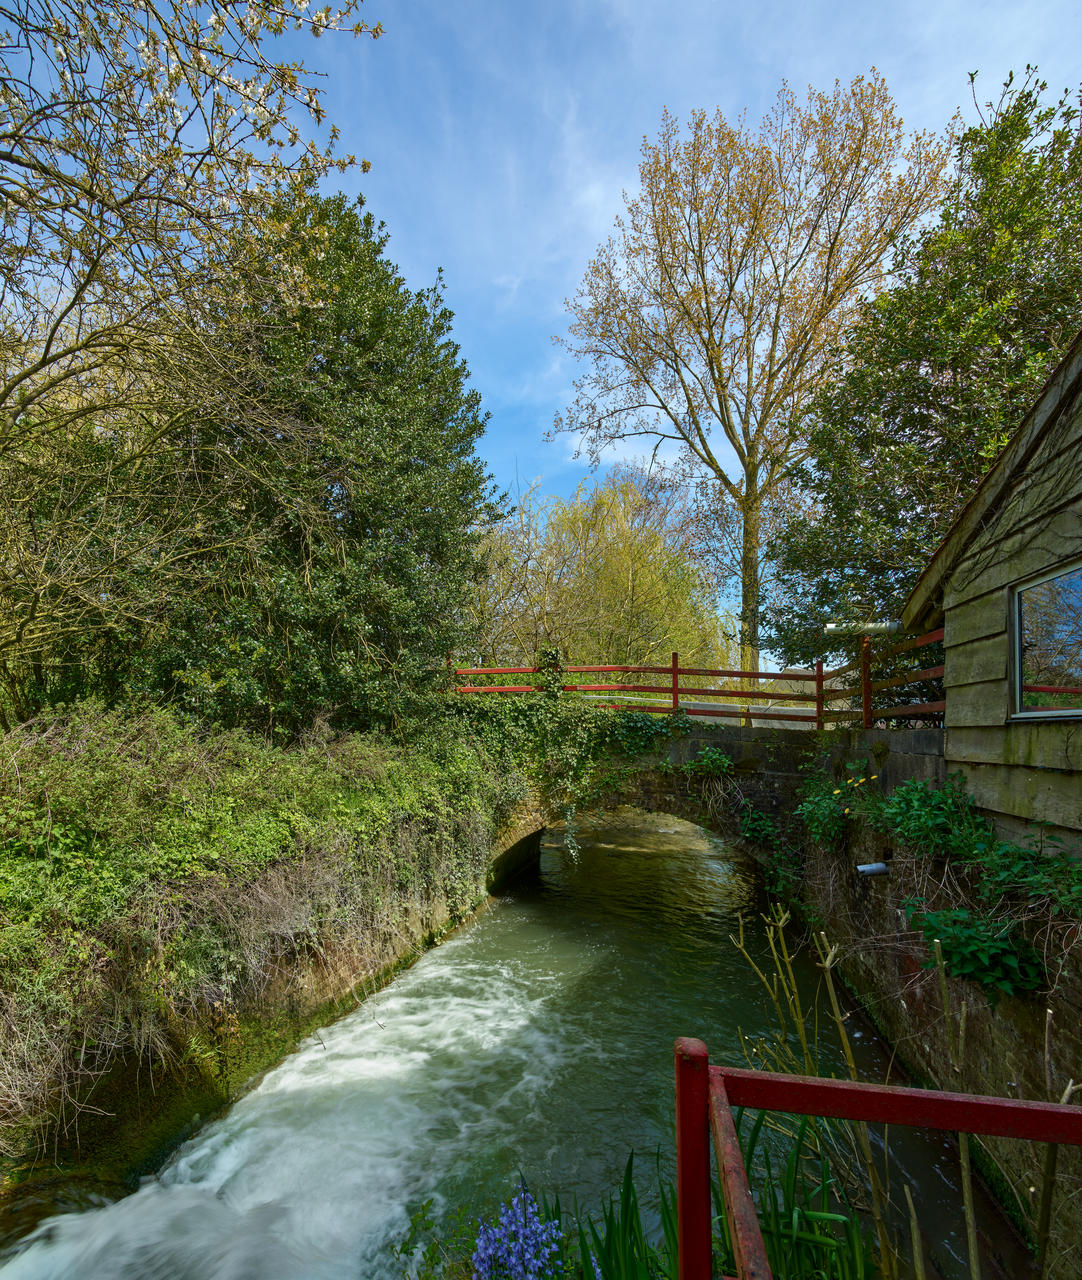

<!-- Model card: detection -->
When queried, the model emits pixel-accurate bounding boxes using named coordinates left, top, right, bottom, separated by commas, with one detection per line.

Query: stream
left=0, top=810, right=1025, bottom=1278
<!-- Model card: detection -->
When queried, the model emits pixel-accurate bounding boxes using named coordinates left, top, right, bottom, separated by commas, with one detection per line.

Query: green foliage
left=785, top=768, right=1081, bottom=994
left=18, top=190, right=495, bottom=737
left=576, top=1154, right=675, bottom=1280
left=447, top=695, right=688, bottom=836
left=766, top=71, right=1082, bottom=663
left=906, top=906, right=1044, bottom=999
left=680, top=745, right=733, bottom=776
left=0, top=700, right=528, bottom=1153
left=398, top=1134, right=872, bottom=1280
left=738, top=805, right=781, bottom=848
left=876, top=775, right=982, bottom=858
left=878, top=774, right=1082, bottom=917
left=740, top=1112, right=873, bottom=1280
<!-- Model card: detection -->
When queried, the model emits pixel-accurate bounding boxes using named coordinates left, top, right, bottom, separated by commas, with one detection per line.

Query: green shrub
left=794, top=768, right=880, bottom=847
left=682, top=745, right=733, bottom=776
left=877, top=774, right=985, bottom=859
left=906, top=905, right=1044, bottom=1000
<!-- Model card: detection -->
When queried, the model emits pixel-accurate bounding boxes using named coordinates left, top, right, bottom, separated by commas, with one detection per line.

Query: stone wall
left=800, top=827, right=1082, bottom=1279
left=610, top=724, right=1079, bottom=1278
left=613, top=723, right=945, bottom=838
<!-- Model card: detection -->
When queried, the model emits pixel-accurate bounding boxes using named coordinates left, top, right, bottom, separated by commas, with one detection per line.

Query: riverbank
left=606, top=734, right=1082, bottom=1278
left=0, top=701, right=547, bottom=1203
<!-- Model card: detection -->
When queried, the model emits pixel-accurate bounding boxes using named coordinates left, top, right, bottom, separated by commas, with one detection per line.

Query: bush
left=906, top=906, right=1044, bottom=1000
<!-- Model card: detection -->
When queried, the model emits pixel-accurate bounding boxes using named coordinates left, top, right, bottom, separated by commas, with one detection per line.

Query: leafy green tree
left=554, top=75, right=946, bottom=667
left=766, top=71, right=1082, bottom=665
left=46, top=193, right=495, bottom=735
left=471, top=473, right=734, bottom=669
left=0, top=0, right=382, bottom=720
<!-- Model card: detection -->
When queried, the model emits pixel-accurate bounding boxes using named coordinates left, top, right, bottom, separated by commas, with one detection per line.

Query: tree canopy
left=555, top=74, right=947, bottom=666
left=6, top=193, right=495, bottom=735
left=471, top=472, right=734, bottom=671
left=766, top=72, right=1082, bottom=665
left=0, top=0, right=381, bottom=703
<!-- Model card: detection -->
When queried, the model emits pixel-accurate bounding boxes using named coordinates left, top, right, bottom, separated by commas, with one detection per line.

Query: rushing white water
left=0, top=811, right=1024, bottom=1279
left=2, top=814, right=763, bottom=1278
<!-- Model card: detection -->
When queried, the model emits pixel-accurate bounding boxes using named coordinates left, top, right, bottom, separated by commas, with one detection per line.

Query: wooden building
left=902, top=331, right=1082, bottom=845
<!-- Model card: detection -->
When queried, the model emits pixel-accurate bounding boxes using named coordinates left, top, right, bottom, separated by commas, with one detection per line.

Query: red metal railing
left=820, top=628, right=944, bottom=728
left=454, top=630, right=946, bottom=729
left=673, top=1038, right=1082, bottom=1280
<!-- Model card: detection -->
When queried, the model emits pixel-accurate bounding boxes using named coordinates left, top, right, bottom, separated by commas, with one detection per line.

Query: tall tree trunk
left=739, top=489, right=761, bottom=672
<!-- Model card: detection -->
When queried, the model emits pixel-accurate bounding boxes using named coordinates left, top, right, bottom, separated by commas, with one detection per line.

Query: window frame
left=1010, top=556, right=1082, bottom=721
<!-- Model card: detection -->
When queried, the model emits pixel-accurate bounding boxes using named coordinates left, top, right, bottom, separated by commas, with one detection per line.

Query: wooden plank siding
left=947, top=725, right=1082, bottom=773
left=945, top=497, right=1082, bottom=608
left=942, top=633, right=1007, bottom=688
left=954, top=761, right=1082, bottom=831
left=943, top=679, right=1010, bottom=728
left=943, top=588, right=1008, bottom=649
left=904, top=333, right=1082, bottom=837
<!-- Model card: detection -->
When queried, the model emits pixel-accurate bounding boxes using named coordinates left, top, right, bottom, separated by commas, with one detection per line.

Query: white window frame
left=1010, top=556, right=1082, bottom=720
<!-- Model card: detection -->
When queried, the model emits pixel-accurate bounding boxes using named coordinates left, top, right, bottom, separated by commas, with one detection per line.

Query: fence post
left=674, top=1038, right=712, bottom=1280
left=815, top=660, right=824, bottom=731
left=672, top=651, right=679, bottom=714
left=861, top=635, right=872, bottom=729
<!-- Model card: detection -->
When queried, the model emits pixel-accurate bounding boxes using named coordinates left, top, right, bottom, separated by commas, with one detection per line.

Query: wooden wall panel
left=943, top=633, right=1007, bottom=688
left=945, top=499, right=1082, bottom=608
left=947, top=724, right=1082, bottom=773
left=956, top=760, right=1082, bottom=831
left=943, top=679, right=1009, bottom=729
left=943, top=590, right=1007, bottom=649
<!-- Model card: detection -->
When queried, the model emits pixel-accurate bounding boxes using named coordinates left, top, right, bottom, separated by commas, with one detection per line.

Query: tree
left=554, top=74, right=947, bottom=667
left=0, top=0, right=382, bottom=705
left=471, top=473, right=734, bottom=670
left=766, top=71, right=1082, bottom=666
left=47, top=193, right=495, bottom=736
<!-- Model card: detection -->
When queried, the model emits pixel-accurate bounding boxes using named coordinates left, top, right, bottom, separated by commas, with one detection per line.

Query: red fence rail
left=674, top=1038, right=1082, bottom=1280
left=454, top=630, right=945, bottom=729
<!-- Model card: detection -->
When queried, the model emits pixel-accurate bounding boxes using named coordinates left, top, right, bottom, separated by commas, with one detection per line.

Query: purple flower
left=471, top=1186, right=563, bottom=1280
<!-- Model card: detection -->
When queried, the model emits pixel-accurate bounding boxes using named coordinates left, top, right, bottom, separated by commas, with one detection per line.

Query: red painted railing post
left=672, top=651, right=679, bottom=714
left=860, top=635, right=872, bottom=730
left=674, top=1037, right=712, bottom=1280
left=815, top=660, right=824, bottom=731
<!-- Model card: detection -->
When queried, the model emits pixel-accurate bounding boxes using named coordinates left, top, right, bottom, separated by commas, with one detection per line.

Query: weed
left=905, top=905, right=1044, bottom=1000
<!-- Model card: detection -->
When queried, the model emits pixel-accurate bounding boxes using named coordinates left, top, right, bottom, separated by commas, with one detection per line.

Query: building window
left=1013, top=559, right=1082, bottom=717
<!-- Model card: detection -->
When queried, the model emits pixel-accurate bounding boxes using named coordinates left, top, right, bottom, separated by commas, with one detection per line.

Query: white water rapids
left=0, top=812, right=1021, bottom=1279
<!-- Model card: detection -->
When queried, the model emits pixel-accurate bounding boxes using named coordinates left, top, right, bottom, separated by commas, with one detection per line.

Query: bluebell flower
left=471, top=1186, right=563, bottom=1280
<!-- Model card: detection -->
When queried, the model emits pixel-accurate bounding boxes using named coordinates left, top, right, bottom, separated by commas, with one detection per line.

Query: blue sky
left=293, top=0, right=1079, bottom=501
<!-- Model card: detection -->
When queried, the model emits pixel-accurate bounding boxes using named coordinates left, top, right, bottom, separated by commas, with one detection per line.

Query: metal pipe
left=825, top=620, right=902, bottom=635
left=857, top=862, right=889, bottom=876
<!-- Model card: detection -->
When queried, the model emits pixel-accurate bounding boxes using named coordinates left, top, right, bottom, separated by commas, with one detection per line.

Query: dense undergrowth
left=0, top=695, right=684, bottom=1165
